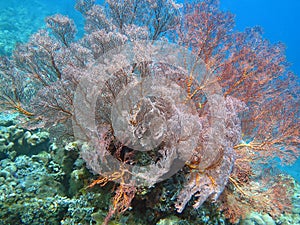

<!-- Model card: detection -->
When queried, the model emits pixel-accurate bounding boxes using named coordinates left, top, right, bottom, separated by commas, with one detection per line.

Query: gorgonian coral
left=0, top=0, right=298, bottom=224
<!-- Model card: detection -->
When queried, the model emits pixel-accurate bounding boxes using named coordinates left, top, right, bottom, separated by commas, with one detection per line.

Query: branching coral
left=0, top=0, right=298, bottom=224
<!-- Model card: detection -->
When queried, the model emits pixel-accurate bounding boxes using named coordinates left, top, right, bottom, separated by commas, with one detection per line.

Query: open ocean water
left=0, top=0, right=299, bottom=224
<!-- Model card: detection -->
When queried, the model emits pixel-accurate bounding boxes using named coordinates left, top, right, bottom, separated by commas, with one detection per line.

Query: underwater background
left=0, top=0, right=299, bottom=224
left=1, top=0, right=300, bottom=75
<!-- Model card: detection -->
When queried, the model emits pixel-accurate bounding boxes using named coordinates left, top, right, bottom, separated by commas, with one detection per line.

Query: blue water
left=220, top=0, right=300, bottom=79
left=0, top=0, right=83, bottom=55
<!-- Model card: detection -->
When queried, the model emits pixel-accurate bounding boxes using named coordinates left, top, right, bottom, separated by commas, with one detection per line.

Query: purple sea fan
left=175, top=96, right=245, bottom=213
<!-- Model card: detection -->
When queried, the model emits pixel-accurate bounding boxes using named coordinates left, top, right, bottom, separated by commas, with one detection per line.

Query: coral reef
left=0, top=113, right=49, bottom=159
left=0, top=113, right=229, bottom=224
left=0, top=0, right=299, bottom=224
left=0, top=114, right=104, bottom=224
left=240, top=212, right=275, bottom=225
left=276, top=181, right=300, bottom=225
left=0, top=111, right=299, bottom=224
